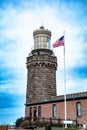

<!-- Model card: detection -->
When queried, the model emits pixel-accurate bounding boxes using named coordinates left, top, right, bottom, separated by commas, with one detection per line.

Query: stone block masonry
left=26, top=54, right=57, bottom=103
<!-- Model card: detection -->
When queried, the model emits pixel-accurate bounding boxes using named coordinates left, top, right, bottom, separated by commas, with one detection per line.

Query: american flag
left=53, top=36, right=64, bottom=48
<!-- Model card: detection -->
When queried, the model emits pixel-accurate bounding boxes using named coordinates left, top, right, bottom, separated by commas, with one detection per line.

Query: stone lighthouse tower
left=26, top=26, right=57, bottom=104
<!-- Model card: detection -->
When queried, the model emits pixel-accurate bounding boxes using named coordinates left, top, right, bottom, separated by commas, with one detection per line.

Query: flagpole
left=52, top=34, right=67, bottom=127
left=63, top=31, right=67, bottom=128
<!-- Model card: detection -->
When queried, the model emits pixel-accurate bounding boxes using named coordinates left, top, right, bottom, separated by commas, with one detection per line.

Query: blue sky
left=0, top=0, right=87, bottom=125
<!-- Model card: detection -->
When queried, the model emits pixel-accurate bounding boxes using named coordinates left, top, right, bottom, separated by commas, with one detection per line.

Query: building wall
left=77, top=99, right=87, bottom=125
left=26, top=98, right=87, bottom=126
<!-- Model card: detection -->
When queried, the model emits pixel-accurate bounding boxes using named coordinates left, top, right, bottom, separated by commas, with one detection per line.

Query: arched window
left=34, top=107, right=37, bottom=121
left=29, top=107, right=32, bottom=118
left=52, top=104, right=56, bottom=118
left=76, top=102, right=82, bottom=117
left=38, top=106, right=41, bottom=118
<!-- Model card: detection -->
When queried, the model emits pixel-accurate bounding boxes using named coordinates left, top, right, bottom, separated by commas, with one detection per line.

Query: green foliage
left=15, top=117, right=23, bottom=127
left=20, top=120, right=29, bottom=128
left=65, top=128, right=78, bottom=130
left=32, top=119, right=49, bottom=127
left=32, top=119, right=43, bottom=127
left=51, top=127, right=79, bottom=130
left=45, top=125, right=51, bottom=130
left=38, top=127, right=79, bottom=130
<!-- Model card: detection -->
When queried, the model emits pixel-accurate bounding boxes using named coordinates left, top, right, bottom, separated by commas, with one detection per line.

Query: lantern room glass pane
left=34, top=35, right=51, bottom=49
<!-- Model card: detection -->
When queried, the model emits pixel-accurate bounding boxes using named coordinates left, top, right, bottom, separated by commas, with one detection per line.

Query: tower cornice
left=33, top=26, right=51, bottom=37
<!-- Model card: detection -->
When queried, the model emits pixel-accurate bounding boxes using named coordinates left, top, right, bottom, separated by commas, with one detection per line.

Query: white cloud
left=0, top=78, right=26, bottom=95
left=0, top=0, right=87, bottom=95
left=0, top=0, right=87, bottom=125
left=66, top=78, right=87, bottom=94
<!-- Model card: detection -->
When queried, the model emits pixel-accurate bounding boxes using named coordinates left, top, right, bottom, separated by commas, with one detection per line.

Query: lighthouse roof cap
left=33, top=26, right=51, bottom=37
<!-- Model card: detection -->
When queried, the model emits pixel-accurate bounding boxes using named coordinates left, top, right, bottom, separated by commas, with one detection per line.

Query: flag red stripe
left=53, top=36, right=64, bottom=48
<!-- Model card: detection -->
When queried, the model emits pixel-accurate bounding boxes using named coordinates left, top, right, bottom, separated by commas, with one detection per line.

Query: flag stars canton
left=53, top=36, right=64, bottom=48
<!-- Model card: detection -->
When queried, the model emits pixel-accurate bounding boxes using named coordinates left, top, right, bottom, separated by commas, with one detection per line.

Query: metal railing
left=25, top=116, right=77, bottom=128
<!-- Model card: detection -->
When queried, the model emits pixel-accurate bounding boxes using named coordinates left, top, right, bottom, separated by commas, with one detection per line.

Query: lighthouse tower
left=26, top=26, right=57, bottom=104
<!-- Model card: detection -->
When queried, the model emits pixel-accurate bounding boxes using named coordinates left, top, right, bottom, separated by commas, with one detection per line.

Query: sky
left=0, top=0, right=87, bottom=125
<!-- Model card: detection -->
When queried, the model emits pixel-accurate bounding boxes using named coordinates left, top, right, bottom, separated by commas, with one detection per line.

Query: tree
left=15, top=117, right=23, bottom=127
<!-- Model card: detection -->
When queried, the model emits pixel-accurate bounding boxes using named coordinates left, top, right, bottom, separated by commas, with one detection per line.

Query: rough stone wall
left=26, top=54, right=57, bottom=103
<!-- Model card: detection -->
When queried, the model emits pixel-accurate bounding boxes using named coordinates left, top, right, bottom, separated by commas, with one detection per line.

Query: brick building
left=25, top=26, right=87, bottom=127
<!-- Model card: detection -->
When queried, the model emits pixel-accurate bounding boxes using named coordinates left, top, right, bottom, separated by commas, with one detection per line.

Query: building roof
left=25, top=91, right=87, bottom=106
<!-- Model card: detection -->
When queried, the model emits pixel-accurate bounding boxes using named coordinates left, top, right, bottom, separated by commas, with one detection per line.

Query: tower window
left=29, top=107, right=32, bottom=118
left=76, top=102, right=82, bottom=117
left=34, top=107, right=37, bottom=121
left=38, top=106, right=41, bottom=118
left=52, top=104, right=56, bottom=118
